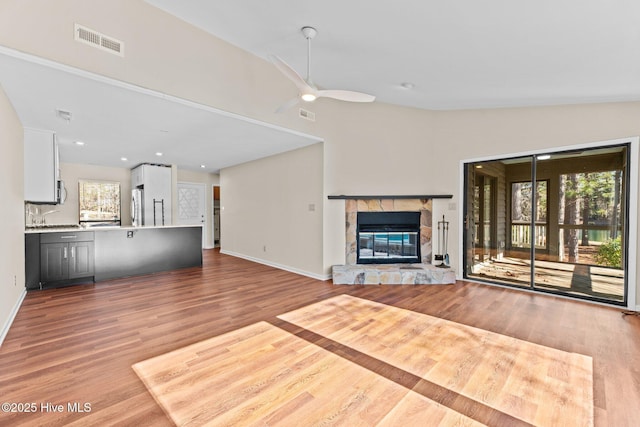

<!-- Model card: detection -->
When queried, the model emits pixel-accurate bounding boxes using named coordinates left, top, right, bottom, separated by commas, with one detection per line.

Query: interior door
left=177, top=182, right=206, bottom=248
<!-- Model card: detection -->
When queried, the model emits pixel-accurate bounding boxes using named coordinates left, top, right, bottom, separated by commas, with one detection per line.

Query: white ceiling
left=0, top=49, right=321, bottom=174
left=146, top=0, right=640, bottom=110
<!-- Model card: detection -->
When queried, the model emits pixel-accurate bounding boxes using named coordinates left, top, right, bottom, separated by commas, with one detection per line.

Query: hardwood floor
left=1, top=249, right=639, bottom=426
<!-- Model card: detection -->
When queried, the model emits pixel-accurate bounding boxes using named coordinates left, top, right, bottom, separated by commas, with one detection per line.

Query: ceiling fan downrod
left=301, top=26, right=317, bottom=85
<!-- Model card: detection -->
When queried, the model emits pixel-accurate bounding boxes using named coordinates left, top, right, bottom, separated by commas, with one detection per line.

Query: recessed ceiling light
left=156, top=152, right=163, bottom=156
left=120, top=157, right=128, bottom=161
left=74, top=141, right=85, bottom=146
left=200, top=164, right=206, bottom=168
left=537, top=154, right=551, bottom=160
left=475, top=165, right=483, bottom=169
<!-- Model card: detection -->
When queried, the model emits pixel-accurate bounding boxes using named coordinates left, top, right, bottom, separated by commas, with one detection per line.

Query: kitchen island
left=25, top=225, right=203, bottom=290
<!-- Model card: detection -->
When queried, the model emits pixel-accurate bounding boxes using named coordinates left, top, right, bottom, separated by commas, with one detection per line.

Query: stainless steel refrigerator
left=131, top=164, right=172, bottom=226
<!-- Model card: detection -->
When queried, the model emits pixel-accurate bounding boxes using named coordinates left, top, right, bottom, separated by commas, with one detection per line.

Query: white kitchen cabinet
left=131, top=164, right=172, bottom=225
left=24, top=128, right=59, bottom=203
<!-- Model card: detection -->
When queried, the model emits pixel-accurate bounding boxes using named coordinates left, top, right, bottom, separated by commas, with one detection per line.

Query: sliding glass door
left=464, top=144, right=629, bottom=305
left=464, top=156, right=532, bottom=289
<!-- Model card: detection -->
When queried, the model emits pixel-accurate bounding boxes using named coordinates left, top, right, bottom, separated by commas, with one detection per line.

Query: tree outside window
left=79, top=180, right=121, bottom=226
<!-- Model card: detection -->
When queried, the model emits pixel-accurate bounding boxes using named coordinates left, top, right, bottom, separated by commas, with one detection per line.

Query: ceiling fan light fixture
left=301, top=93, right=317, bottom=102
left=269, top=25, right=374, bottom=112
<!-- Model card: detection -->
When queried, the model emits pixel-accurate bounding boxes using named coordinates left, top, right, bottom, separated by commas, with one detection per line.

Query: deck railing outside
left=511, top=223, right=547, bottom=249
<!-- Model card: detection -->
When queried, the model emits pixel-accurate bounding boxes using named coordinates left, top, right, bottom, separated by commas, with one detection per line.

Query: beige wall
left=27, top=162, right=133, bottom=226
left=0, top=86, right=26, bottom=343
left=315, top=101, right=640, bottom=290
left=0, top=0, right=638, bottom=310
left=0, top=0, right=315, bottom=135
left=221, top=143, right=324, bottom=278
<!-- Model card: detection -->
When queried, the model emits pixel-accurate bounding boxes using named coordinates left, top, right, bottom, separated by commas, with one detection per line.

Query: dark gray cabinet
left=69, top=241, right=94, bottom=278
left=39, top=231, right=95, bottom=286
left=94, top=226, right=202, bottom=281
left=41, top=242, right=68, bottom=282
left=41, top=241, right=94, bottom=281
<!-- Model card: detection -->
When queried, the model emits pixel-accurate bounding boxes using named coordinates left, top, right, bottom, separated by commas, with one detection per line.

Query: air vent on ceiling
left=299, top=108, right=316, bottom=122
left=74, top=24, right=124, bottom=57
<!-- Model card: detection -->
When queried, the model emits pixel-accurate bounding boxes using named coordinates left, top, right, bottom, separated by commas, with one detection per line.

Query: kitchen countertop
left=25, top=224, right=203, bottom=233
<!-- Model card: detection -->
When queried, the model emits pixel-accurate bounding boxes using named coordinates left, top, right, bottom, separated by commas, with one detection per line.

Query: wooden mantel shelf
left=328, top=194, right=453, bottom=200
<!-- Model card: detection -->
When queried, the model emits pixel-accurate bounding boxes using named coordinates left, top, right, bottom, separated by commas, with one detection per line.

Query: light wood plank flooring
left=0, top=249, right=639, bottom=426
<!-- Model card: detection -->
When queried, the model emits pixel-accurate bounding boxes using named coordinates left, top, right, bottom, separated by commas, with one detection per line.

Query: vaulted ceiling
left=145, top=0, right=640, bottom=110
left=3, top=1, right=639, bottom=174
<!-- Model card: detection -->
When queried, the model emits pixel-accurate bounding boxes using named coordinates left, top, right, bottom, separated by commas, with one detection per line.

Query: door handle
left=63, top=247, right=68, bottom=259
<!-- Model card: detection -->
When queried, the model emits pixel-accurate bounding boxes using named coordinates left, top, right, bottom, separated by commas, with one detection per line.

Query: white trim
left=459, top=137, right=639, bottom=309
left=458, top=161, right=466, bottom=280
left=0, top=45, right=324, bottom=144
left=460, top=137, right=636, bottom=164
left=220, top=249, right=331, bottom=281
left=627, top=139, right=639, bottom=309
left=0, top=288, right=27, bottom=347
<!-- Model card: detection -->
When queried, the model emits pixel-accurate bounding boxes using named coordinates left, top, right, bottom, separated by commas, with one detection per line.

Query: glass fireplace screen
left=358, top=231, right=419, bottom=260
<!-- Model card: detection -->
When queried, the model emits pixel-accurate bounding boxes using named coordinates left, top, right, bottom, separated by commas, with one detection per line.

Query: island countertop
left=25, top=224, right=202, bottom=234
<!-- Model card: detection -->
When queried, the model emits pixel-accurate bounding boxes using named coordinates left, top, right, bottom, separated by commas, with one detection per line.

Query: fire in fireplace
left=356, top=211, right=421, bottom=264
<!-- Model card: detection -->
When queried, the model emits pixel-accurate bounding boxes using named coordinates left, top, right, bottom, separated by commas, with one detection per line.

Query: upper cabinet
left=24, top=128, right=60, bottom=203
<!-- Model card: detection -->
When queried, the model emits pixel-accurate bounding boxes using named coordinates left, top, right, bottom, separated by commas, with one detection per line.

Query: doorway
left=177, top=182, right=206, bottom=248
left=463, top=142, right=633, bottom=305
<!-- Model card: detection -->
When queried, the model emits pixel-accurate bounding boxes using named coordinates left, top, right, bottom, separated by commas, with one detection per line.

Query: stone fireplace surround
left=329, top=195, right=455, bottom=285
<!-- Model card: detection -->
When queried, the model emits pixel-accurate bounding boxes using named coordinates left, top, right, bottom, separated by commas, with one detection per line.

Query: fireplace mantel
left=328, top=194, right=452, bottom=200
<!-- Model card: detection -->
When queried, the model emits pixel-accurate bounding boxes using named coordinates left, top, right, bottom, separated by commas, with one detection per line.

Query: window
left=511, top=180, right=548, bottom=249
left=79, top=180, right=121, bottom=226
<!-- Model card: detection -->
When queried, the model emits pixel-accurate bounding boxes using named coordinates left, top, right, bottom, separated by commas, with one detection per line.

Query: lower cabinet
left=41, top=240, right=94, bottom=282
left=37, top=231, right=95, bottom=288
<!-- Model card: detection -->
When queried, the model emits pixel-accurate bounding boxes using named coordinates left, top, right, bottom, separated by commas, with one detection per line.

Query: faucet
left=41, top=210, right=59, bottom=225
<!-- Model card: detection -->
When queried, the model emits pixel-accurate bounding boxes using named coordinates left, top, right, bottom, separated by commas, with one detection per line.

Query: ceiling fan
left=269, top=26, right=375, bottom=113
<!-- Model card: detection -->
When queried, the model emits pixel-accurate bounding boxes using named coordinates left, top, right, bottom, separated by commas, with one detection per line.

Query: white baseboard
left=0, top=288, right=27, bottom=347
left=220, top=250, right=331, bottom=281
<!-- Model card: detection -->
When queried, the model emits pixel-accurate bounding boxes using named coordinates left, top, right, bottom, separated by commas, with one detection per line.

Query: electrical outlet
left=308, top=204, right=315, bottom=212
left=263, top=245, right=267, bottom=252
left=448, top=202, right=456, bottom=210
left=14, top=275, right=17, bottom=286
left=127, top=230, right=134, bottom=238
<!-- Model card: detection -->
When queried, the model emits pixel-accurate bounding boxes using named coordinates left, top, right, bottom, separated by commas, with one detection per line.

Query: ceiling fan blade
left=275, top=97, right=300, bottom=114
left=316, top=89, right=375, bottom=103
left=268, top=54, right=313, bottom=93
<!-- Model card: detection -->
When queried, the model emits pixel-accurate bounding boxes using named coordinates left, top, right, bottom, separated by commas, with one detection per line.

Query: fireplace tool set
left=435, top=215, right=449, bottom=268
